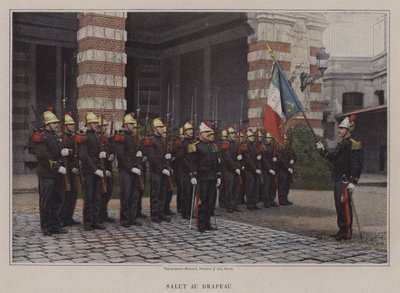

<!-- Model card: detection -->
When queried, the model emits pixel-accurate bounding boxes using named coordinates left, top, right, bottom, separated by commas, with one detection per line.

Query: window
left=342, top=92, right=364, bottom=113
left=375, top=90, right=385, bottom=105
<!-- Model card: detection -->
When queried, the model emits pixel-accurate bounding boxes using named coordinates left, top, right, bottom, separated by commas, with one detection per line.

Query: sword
left=214, top=186, right=219, bottom=229
left=189, top=185, right=196, bottom=230
left=349, top=191, right=363, bottom=239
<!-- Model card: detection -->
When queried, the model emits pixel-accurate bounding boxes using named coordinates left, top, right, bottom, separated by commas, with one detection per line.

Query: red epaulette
left=143, top=137, right=153, bottom=147
left=220, top=142, right=229, bottom=150
left=175, top=140, right=184, bottom=148
left=240, top=144, right=248, bottom=152
left=113, top=132, right=125, bottom=143
left=75, top=131, right=87, bottom=144
left=31, top=131, right=45, bottom=143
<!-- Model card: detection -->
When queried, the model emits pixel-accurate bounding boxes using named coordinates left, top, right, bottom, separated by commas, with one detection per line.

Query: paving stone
left=12, top=213, right=387, bottom=264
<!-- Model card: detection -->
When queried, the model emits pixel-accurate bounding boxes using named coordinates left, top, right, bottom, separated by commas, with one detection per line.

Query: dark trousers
left=278, top=171, right=290, bottom=201
left=60, top=188, right=78, bottom=225
left=244, top=170, right=259, bottom=208
left=198, top=179, right=216, bottom=230
left=179, top=171, right=192, bottom=218
left=137, top=189, right=144, bottom=216
left=223, top=172, right=237, bottom=211
left=268, top=177, right=277, bottom=204
left=99, top=176, right=113, bottom=221
left=261, top=172, right=272, bottom=204
left=83, top=173, right=101, bottom=227
left=334, top=181, right=353, bottom=236
left=119, top=170, right=139, bottom=225
left=38, top=176, right=64, bottom=233
left=150, top=173, right=167, bottom=220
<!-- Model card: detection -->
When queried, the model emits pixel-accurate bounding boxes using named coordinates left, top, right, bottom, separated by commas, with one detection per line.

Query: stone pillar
left=76, top=12, right=127, bottom=130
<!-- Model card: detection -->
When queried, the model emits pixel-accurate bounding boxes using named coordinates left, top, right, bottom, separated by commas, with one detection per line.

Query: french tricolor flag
left=264, top=61, right=303, bottom=145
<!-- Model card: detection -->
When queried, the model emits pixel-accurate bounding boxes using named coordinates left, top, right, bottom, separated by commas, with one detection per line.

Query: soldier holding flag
left=317, top=115, right=363, bottom=240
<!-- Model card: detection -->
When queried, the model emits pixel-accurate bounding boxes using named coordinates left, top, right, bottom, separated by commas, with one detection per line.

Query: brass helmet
left=183, top=121, right=193, bottom=131
left=246, top=128, right=255, bottom=138
left=98, top=116, right=108, bottom=126
left=227, top=126, right=236, bottom=134
left=124, top=113, right=137, bottom=126
left=85, top=112, right=99, bottom=124
left=42, top=110, right=60, bottom=125
left=152, top=118, right=165, bottom=128
left=266, top=132, right=272, bottom=139
left=221, top=129, right=228, bottom=138
left=64, top=112, right=75, bottom=125
left=179, top=127, right=184, bottom=136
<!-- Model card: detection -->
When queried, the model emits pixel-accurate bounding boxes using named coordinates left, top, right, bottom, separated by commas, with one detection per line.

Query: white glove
left=105, top=170, right=112, bottom=177
left=255, top=169, right=262, bottom=175
left=235, top=168, right=241, bottom=175
left=131, top=167, right=141, bottom=176
left=272, top=157, right=277, bottom=162
left=236, top=154, right=242, bottom=161
left=95, top=169, right=104, bottom=177
left=162, top=169, right=171, bottom=177
left=71, top=167, right=79, bottom=174
left=217, top=158, right=221, bottom=164
left=288, top=168, right=294, bottom=174
left=164, top=153, right=172, bottom=160
left=289, top=159, right=294, bottom=165
left=256, top=155, right=262, bottom=161
left=347, top=183, right=356, bottom=193
left=191, top=178, right=197, bottom=185
left=269, top=169, right=276, bottom=176
left=216, top=178, right=221, bottom=187
left=61, top=148, right=69, bottom=157
left=316, top=142, right=325, bottom=151
left=142, top=156, right=147, bottom=163
left=108, top=154, right=115, bottom=161
left=99, top=151, right=107, bottom=159
left=58, top=166, right=67, bottom=175
left=241, top=166, right=245, bottom=171
left=136, top=151, right=143, bottom=158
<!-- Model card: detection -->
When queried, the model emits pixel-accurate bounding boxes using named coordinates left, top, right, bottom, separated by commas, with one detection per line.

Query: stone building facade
left=14, top=11, right=381, bottom=174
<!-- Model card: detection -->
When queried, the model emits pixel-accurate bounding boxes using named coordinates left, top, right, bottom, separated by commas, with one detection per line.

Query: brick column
left=247, top=13, right=292, bottom=127
left=76, top=12, right=127, bottom=130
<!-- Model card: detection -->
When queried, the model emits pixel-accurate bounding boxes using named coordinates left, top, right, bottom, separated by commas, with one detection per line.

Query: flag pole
left=266, top=43, right=320, bottom=144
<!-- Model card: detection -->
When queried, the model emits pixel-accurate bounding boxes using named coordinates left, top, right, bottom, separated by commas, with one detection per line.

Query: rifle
left=61, top=64, right=71, bottom=191
left=136, top=108, right=145, bottom=191
left=98, top=107, right=108, bottom=194
left=164, top=84, right=173, bottom=192
left=255, top=125, right=265, bottom=197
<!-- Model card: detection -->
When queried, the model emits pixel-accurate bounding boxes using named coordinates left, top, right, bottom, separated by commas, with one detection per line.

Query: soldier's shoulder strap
left=350, top=138, right=362, bottom=151
left=188, top=141, right=199, bottom=153
left=75, top=131, right=88, bottom=144
left=31, top=131, right=45, bottom=143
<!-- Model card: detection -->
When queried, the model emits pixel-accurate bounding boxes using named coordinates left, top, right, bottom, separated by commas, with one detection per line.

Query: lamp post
left=300, top=47, right=330, bottom=92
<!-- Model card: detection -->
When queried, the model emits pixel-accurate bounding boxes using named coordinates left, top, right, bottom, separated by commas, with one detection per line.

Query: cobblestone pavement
left=12, top=212, right=387, bottom=264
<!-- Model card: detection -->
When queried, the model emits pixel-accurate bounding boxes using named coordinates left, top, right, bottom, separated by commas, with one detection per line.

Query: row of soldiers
left=31, top=108, right=296, bottom=235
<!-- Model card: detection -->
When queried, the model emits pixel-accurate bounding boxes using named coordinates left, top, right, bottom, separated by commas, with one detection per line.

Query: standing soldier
left=144, top=118, right=172, bottom=223
left=277, top=135, right=296, bottom=206
left=98, top=116, right=116, bottom=223
left=60, top=112, right=80, bottom=226
left=317, top=115, right=363, bottom=240
left=77, top=112, right=107, bottom=231
left=31, top=108, right=68, bottom=236
left=113, top=113, right=143, bottom=227
left=218, top=129, right=228, bottom=210
left=243, top=128, right=262, bottom=210
left=189, top=121, right=221, bottom=232
left=175, top=122, right=194, bottom=219
left=220, top=127, right=242, bottom=213
left=263, top=132, right=277, bottom=207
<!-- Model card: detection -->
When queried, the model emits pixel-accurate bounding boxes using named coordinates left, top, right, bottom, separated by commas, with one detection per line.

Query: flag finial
left=266, top=43, right=276, bottom=61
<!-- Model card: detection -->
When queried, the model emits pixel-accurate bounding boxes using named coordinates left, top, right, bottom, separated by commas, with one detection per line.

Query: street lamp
left=300, top=47, right=330, bottom=92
